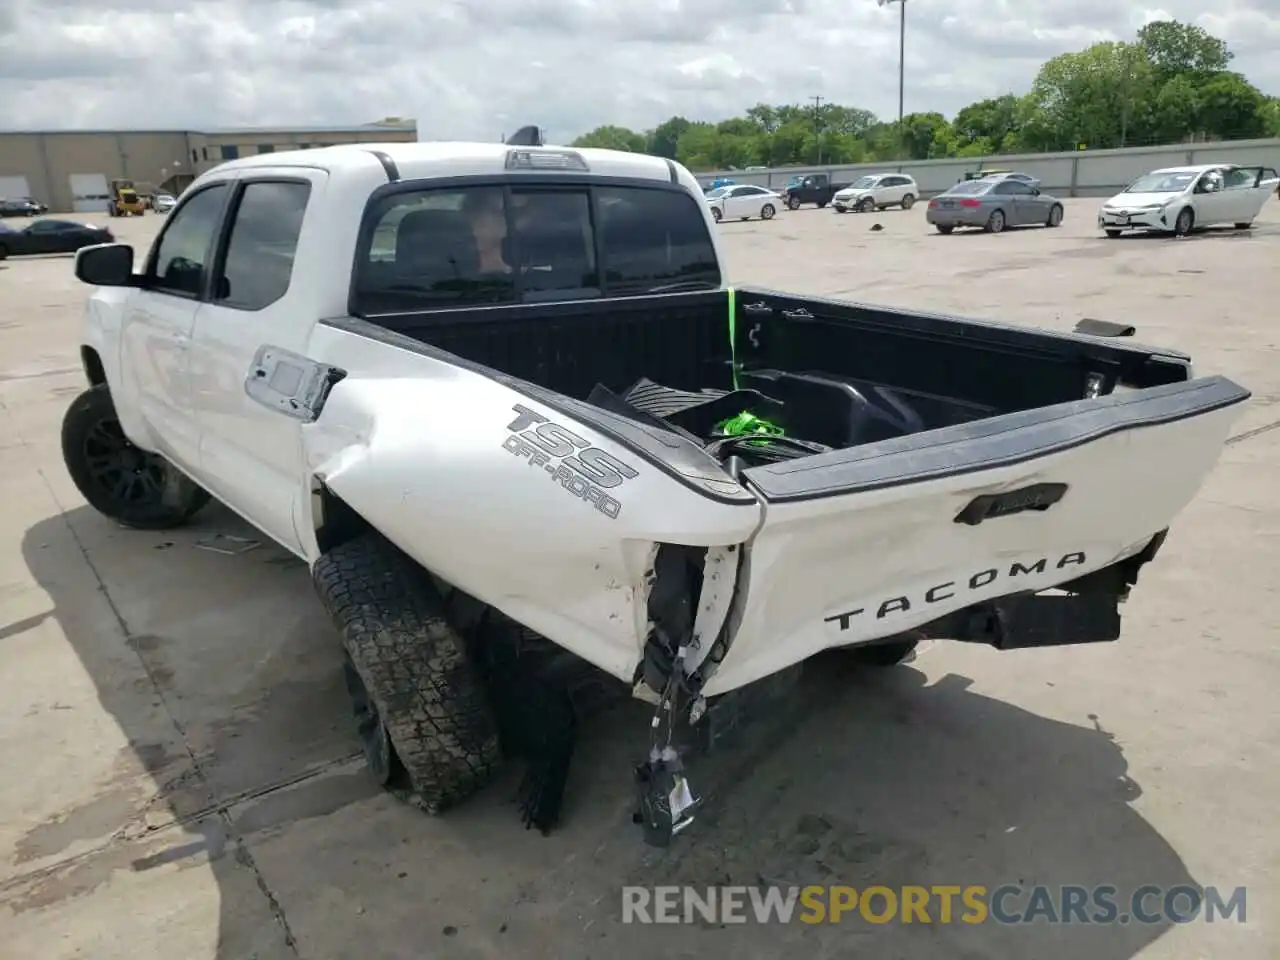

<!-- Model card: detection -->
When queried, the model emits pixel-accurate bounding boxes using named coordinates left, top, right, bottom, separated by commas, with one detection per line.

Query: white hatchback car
left=1099, top=163, right=1278, bottom=237
left=705, top=184, right=781, bottom=222
left=832, top=173, right=919, bottom=213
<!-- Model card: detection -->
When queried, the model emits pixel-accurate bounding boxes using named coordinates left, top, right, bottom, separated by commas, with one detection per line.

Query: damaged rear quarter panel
left=300, top=326, right=762, bottom=683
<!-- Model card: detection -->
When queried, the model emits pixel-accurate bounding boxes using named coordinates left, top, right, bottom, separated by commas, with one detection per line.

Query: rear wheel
left=934, top=224, right=954, bottom=234
left=848, top=639, right=919, bottom=667
left=1046, top=204, right=1063, bottom=227
left=901, top=193, right=915, bottom=210
left=985, top=209, right=1006, bottom=233
left=0, top=243, right=8, bottom=260
left=312, top=532, right=503, bottom=812
left=761, top=203, right=775, bottom=220
left=61, top=385, right=210, bottom=529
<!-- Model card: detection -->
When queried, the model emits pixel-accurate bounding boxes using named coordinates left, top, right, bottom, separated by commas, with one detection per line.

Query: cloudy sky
left=1, top=0, right=1277, bottom=140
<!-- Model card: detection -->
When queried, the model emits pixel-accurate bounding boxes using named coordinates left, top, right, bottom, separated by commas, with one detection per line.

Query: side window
left=991, top=181, right=1015, bottom=195
left=1222, top=168, right=1252, bottom=190
left=214, top=181, right=311, bottom=311
left=147, top=183, right=229, bottom=297
left=1008, top=182, right=1034, bottom=195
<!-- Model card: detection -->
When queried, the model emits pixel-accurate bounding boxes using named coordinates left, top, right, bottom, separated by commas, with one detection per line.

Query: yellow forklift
left=108, top=179, right=146, bottom=217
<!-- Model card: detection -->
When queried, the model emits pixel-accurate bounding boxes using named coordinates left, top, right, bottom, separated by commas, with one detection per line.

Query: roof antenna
left=505, top=125, right=544, bottom=146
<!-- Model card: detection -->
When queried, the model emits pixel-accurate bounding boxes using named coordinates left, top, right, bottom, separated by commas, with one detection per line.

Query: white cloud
left=0, top=0, right=1276, bottom=140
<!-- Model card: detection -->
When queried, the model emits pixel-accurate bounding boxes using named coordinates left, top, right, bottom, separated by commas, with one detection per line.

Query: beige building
left=0, top=119, right=417, bottom=212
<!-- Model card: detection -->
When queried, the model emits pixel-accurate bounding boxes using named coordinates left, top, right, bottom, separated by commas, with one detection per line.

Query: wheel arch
left=310, top=479, right=376, bottom=556
left=81, top=345, right=107, bottom=386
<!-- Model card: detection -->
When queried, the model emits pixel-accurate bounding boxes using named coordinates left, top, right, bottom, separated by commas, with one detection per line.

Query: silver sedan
left=926, top=178, right=1065, bottom=234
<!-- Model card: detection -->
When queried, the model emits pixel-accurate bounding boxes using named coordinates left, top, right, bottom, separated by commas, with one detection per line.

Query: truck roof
left=206, top=140, right=685, bottom=187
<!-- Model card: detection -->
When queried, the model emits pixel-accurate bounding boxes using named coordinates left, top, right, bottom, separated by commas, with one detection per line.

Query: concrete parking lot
left=1, top=198, right=1277, bottom=959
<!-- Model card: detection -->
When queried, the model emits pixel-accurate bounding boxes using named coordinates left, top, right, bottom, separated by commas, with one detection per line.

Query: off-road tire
left=312, top=532, right=502, bottom=813
left=934, top=224, right=954, bottom=234
left=901, top=194, right=915, bottom=210
left=848, top=639, right=919, bottom=667
left=985, top=209, right=1006, bottom=233
left=1173, top=207, right=1194, bottom=237
left=61, top=384, right=210, bottom=529
left=1046, top=204, right=1063, bottom=227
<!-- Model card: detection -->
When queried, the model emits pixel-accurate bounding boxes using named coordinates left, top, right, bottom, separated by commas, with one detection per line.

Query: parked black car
left=0, top=219, right=114, bottom=260
left=780, top=173, right=852, bottom=210
left=0, top=197, right=45, bottom=217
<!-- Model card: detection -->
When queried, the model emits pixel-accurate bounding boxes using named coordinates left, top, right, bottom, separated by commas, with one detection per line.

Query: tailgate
left=702, top=376, right=1249, bottom=695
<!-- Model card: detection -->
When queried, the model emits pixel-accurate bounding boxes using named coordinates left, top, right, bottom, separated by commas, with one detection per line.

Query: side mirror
left=1032, top=187, right=1040, bottom=195
left=75, top=243, right=137, bottom=287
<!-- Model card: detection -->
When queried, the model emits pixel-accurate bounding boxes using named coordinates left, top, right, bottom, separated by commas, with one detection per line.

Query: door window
left=214, top=181, right=312, bottom=310
left=146, top=183, right=229, bottom=298
left=351, top=183, right=720, bottom=314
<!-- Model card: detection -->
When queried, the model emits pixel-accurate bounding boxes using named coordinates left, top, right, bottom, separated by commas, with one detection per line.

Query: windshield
left=1124, top=171, right=1196, bottom=194
left=847, top=176, right=879, bottom=189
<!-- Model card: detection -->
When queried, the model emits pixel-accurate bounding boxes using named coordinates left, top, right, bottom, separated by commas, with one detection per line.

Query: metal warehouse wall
left=702, top=137, right=1280, bottom=197
left=0, top=132, right=192, bottom=211
left=0, top=126, right=418, bottom=211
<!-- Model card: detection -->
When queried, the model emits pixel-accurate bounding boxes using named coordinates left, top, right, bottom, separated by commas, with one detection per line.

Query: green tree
left=647, top=117, right=691, bottom=159
left=570, top=125, right=646, bottom=152
left=1138, top=20, right=1232, bottom=79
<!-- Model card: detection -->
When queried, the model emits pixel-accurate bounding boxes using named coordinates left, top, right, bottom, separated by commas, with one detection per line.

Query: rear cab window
left=351, top=181, right=720, bottom=315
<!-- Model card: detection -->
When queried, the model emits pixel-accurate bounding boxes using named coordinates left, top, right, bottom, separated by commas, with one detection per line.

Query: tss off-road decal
left=502, top=403, right=639, bottom=518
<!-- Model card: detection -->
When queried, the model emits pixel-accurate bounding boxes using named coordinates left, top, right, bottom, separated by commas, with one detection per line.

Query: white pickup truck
left=62, top=129, right=1250, bottom=845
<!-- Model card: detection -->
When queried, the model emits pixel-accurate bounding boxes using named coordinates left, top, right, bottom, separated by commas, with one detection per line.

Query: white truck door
left=189, top=173, right=325, bottom=555
left=117, top=181, right=233, bottom=474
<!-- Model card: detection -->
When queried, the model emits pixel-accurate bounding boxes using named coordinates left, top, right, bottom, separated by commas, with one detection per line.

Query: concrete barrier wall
left=705, top=138, right=1280, bottom=198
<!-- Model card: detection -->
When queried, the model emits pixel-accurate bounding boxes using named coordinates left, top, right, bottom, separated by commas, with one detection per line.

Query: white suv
left=833, top=174, right=919, bottom=213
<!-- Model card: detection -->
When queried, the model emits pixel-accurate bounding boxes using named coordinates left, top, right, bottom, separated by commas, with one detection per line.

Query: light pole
left=877, top=0, right=907, bottom=152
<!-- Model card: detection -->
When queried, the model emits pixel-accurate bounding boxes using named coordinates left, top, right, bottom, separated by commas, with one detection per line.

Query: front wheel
left=711, top=206, right=722, bottom=222
left=787, top=196, right=801, bottom=210
left=760, top=203, right=775, bottom=220
left=1046, top=204, right=1063, bottom=227
left=901, top=193, right=915, bottom=210
left=858, top=197, right=875, bottom=213
left=1173, top=207, right=1194, bottom=237
left=61, top=385, right=210, bottom=529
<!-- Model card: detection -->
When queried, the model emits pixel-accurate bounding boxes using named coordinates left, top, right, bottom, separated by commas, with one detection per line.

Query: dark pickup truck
left=781, top=173, right=851, bottom=210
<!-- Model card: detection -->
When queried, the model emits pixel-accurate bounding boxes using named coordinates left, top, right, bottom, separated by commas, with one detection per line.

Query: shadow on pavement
left=17, top=504, right=1199, bottom=959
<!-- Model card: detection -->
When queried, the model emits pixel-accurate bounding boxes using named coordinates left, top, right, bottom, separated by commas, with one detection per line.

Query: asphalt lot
left=1, top=198, right=1278, bottom=959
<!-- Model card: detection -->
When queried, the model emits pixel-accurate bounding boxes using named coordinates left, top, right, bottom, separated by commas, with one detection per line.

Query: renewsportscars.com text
left=621, top=884, right=1247, bottom=925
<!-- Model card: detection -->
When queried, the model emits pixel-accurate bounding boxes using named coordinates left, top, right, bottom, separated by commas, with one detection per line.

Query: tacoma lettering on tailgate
left=502, top=403, right=639, bottom=519
left=825, top=551, right=1087, bottom=630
